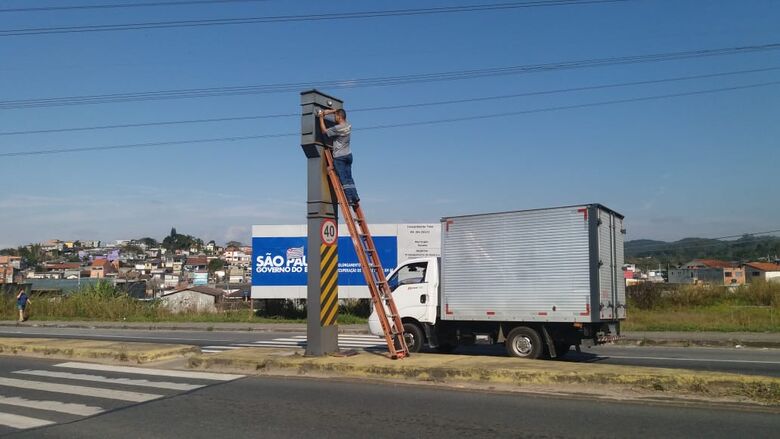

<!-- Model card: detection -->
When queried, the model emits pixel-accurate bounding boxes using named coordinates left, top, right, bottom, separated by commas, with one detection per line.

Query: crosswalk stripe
left=0, top=395, right=103, bottom=416
left=54, top=362, right=245, bottom=381
left=0, top=412, right=55, bottom=429
left=0, top=377, right=161, bottom=403
left=338, top=337, right=385, bottom=341
left=13, top=370, right=203, bottom=392
left=202, top=346, right=245, bottom=350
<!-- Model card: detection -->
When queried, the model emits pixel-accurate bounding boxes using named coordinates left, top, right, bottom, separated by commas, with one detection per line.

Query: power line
left=2, top=42, right=779, bottom=110
left=0, top=113, right=297, bottom=136
left=2, top=79, right=778, bottom=158
left=3, top=66, right=777, bottom=136
left=356, top=81, right=780, bottom=131
left=0, top=0, right=628, bottom=36
left=0, top=132, right=295, bottom=157
left=0, top=0, right=273, bottom=13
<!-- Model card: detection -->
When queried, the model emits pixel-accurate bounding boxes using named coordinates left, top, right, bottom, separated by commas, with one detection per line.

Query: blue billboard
left=252, top=236, right=398, bottom=287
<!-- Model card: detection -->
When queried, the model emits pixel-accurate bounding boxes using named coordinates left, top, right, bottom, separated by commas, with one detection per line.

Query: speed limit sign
left=320, top=219, right=337, bottom=246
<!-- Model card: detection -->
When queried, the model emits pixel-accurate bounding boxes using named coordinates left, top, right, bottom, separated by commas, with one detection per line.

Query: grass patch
left=624, top=306, right=780, bottom=332
left=626, top=281, right=780, bottom=332
left=1, top=282, right=368, bottom=325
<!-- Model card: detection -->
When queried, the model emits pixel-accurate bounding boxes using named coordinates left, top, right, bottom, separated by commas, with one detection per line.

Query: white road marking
left=13, top=370, right=203, bottom=391
left=201, top=346, right=245, bottom=350
left=249, top=341, right=305, bottom=345
left=55, top=362, right=245, bottom=381
left=0, top=377, right=161, bottom=403
left=0, top=329, right=239, bottom=344
left=0, top=412, right=55, bottom=429
left=0, top=394, right=103, bottom=416
left=603, top=355, right=780, bottom=365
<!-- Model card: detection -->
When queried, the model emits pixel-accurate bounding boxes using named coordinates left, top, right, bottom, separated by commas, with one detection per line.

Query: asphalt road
left=1, top=357, right=777, bottom=438
left=1, top=326, right=780, bottom=377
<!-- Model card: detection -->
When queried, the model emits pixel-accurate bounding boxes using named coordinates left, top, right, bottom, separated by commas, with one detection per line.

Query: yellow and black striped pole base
left=319, top=243, right=338, bottom=326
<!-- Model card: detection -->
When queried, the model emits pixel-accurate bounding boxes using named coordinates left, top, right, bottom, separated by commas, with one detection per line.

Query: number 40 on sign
left=320, top=219, right=337, bottom=246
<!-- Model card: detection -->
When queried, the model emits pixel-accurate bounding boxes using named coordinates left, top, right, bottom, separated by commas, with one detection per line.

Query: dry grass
left=625, top=281, right=780, bottom=332
left=624, top=306, right=780, bottom=332
left=1, top=282, right=367, bottom=324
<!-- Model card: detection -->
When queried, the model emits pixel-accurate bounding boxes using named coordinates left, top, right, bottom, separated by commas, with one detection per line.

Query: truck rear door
left=597, top=208, right=626, bottom=320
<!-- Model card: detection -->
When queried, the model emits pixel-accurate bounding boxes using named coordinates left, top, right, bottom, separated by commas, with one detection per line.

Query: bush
left=627, top=281, right=780, bottom=310
left=627, top=283, right=665, bottom=310
left=255, top=299, right=306, bottom=320
left=339, top=299, right=370, bottom=318
left=733, top=280, right=780, bottom=307
left=665, top=284, right=731, bottom=308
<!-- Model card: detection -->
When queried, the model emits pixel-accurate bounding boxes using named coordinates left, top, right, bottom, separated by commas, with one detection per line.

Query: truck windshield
left=388, top=262, right=428, bottom=292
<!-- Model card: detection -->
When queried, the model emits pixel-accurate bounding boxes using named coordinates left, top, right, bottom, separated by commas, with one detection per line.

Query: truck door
left=387, top=261, right=433, bottom=323
left=598, top=208, right=626, bottom=320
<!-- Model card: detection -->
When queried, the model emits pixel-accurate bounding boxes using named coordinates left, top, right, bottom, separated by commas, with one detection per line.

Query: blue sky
left=0, top=0, right=778, bottom=248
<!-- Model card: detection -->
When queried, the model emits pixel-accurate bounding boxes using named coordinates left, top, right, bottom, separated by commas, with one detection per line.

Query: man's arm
left=318, top=109, right=337, bottom=139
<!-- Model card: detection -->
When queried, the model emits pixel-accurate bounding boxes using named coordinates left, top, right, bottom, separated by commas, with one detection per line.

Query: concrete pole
left=300, top=90, right=343, bottom=356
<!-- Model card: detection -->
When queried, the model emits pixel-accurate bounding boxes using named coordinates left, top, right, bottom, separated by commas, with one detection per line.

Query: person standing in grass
left=16, top=288, right=30, bottom=322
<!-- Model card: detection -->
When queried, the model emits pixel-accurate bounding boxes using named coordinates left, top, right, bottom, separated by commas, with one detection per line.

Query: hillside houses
left=3, top=238, right=251, bottom=296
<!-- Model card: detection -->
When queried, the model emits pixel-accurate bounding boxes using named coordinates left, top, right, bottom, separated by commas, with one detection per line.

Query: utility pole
left=300, top=90, right=342, bottom=356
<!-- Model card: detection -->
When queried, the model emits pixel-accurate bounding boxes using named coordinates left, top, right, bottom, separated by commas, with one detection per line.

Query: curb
left=0, top=322, right=369, bottom=334
left=0, top=338, right=198, bottom=364
left=3, top=321, right=779, bottom=348
left=618, top=338, right=780, bottom=350
left=188, top=349, right=780, bottom=406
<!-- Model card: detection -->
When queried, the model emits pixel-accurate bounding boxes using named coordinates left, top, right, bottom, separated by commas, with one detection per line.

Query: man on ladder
left=319, top=108, right=360, bottom=206
left=316, top=104, right=409, bottom=359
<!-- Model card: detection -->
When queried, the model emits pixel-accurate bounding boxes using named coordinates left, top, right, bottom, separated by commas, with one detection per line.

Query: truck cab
left=368, top=257, right=439, bottom=344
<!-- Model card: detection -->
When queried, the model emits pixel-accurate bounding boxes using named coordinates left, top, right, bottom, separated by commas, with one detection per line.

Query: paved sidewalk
left=2, top=320, right=779, bottom=347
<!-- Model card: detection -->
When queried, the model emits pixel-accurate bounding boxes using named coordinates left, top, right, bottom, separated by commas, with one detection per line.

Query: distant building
left=743, top=262, right=780, bottom=283
left=0, top=256, right=22, bottom=284
left=184, top=256, right=208, bottom=271
left=223, top=250, right=251, bottom=267
left=228, top=267, right=246, bottom=284
left=190, top=270, right=209, bottom=286
left=90, top=259, right=118, bottom=279
left=161, top=286, right=225, bottom=313
left=669, top=259, right=744, bottom=285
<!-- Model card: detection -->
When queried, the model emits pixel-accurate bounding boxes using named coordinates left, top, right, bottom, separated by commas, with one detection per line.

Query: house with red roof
left=743, top=262, right=780, bottom=284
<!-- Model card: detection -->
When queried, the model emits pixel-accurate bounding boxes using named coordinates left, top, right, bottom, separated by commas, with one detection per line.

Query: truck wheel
left=505, top=327, right=543, bottom=359
left=402, top=322, right=424, bottom=353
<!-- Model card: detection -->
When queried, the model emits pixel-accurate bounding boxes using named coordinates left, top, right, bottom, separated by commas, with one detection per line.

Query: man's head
left=335, top=109, right=347, bottom=123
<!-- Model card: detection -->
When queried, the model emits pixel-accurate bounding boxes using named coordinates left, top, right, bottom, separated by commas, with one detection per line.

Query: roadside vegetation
left=9, top=280, right=777, bottom=331
left=1, top=282, right=369, bottom=324
left=626, top=281, right=780, bottom=332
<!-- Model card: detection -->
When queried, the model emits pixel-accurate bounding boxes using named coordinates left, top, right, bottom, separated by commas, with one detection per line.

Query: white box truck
left=368, top=204, right=626, bottom=359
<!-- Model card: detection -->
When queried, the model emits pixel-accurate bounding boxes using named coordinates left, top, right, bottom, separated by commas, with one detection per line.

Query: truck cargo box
left=440, top=204, right=625, bottom=323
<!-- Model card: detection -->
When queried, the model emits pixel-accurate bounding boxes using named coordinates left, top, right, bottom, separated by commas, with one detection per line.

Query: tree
left=162, top=229, right=198, bottom=252
left=138, top=237, right=159, bottom=248
left=121, top=244, right=144, bottom=255
left=225, top=241, right=243, bottom=248
left=208, top=259, right=225, bottom=274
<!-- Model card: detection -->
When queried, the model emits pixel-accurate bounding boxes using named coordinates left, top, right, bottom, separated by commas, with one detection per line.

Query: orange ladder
left=322, top=148, right=410, bottom=359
